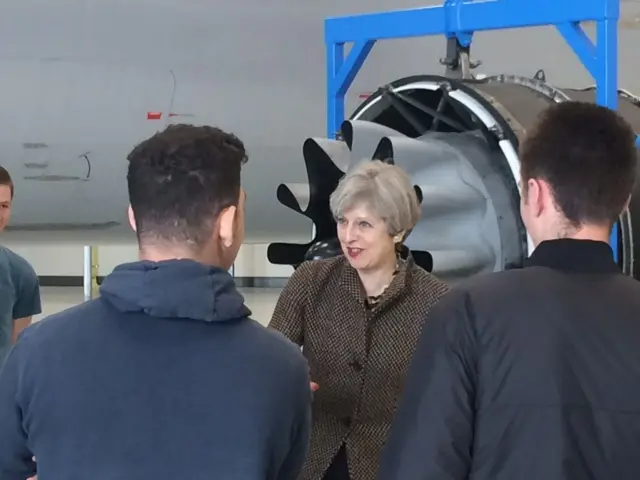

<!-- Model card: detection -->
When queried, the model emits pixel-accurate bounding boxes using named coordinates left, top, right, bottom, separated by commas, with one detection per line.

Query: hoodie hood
left=99, top=259, right=251, bottom=323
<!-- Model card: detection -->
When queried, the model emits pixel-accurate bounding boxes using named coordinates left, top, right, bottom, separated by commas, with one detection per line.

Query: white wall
left=2, top=241, right=294, bottom=279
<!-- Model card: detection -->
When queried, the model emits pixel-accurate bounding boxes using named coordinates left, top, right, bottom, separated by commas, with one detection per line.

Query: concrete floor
left=35, top=286, right=282, bottom=326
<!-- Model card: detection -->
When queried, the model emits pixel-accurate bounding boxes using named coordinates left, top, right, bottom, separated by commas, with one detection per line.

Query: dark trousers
left=323, top=444, right=350, bottom=480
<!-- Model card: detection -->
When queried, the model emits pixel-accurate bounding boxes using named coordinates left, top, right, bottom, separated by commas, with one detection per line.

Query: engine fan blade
left=341, top=120, right=404, bottom=169
left=301, top=138, right=344, bottom=240
left=429, top=246, right=497, bottom=280
left=276, top=183, right=309, bottom=213
left=276, top=184, right=305, bottom=214
left=307, top=138, right=351, bottom=172
left=385, top=126, right=504, bottom=279
left=267, top=242, right=312, bottom=267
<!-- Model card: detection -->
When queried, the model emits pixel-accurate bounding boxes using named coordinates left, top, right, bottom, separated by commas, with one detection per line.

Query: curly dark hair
left=126, top=124, right=248, bottom=248
left=519, top=101, right=638, bottom=227
left=0, top=165, right=14, bottom=198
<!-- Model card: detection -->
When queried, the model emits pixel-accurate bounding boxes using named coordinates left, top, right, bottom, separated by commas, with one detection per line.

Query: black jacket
left=378, top=239, right=640, bottom=480
left=0, top=259, right=311, bottom=480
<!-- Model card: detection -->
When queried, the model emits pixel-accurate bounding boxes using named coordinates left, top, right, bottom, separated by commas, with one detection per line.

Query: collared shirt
left=525, top=238, right=619, bottom=274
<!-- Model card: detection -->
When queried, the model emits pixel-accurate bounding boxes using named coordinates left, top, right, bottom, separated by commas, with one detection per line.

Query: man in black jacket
left=0, top=125, right=312, bottom=480
left=378, top=101, right=640, bottom=480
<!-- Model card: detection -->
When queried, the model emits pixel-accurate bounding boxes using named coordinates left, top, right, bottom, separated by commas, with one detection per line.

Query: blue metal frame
left=325, top=0, right=639, bottom=262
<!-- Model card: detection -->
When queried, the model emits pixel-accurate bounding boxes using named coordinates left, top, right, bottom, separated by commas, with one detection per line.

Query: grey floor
left=35, top=287, right=283, bottom=326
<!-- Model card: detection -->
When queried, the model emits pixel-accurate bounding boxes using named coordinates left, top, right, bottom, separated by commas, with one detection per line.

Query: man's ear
left=527, top=178, right=545, bottom=218
left=217, top=205, right=238, bottom=248
left=128, top=205, right=137, bottom=232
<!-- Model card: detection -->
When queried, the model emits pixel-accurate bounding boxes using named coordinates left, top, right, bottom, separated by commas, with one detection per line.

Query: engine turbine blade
left=341, top=120, right=404, bottom=169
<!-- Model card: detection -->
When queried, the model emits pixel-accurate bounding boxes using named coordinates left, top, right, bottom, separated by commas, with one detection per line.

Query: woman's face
left=337, top=203, right=396, bottom=271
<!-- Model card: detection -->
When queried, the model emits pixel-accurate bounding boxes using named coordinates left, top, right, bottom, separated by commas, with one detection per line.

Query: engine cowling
left=268, top=73, right=640, bottom=284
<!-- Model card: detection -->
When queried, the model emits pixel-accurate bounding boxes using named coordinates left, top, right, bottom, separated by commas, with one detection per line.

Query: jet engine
left=268, top=70, right=640, bottom=284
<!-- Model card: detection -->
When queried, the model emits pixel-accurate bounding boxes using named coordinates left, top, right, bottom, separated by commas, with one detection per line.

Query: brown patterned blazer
left=269, top=255, right=450, bottom=480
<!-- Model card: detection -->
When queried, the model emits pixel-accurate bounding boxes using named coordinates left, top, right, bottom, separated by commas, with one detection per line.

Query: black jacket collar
left=525, top=239, right=620, bottom=274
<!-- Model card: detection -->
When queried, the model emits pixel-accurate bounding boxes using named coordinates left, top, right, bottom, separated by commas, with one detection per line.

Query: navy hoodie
left=0, top=259, right=312, bottom=480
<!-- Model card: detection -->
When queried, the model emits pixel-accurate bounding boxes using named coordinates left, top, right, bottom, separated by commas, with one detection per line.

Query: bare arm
left=12, top=262, right=41, bottom=343
left=12, top=317, right=33, bottom=344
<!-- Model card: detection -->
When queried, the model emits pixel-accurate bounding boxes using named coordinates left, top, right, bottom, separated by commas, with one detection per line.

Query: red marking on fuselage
left=147, top=112, right=195, bottom=120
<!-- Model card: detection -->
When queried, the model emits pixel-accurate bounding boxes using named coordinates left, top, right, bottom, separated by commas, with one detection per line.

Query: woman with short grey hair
left=269, top=160, right=450, bottom=480
left=330, top=160, right=421, bottom=257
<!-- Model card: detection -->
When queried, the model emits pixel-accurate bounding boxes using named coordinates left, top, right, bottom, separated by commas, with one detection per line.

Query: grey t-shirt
left=0, top=247, right=41, bottom=370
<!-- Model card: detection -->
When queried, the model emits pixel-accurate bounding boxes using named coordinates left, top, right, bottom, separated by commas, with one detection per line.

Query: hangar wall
left=4, top=241, right=295, bottom=288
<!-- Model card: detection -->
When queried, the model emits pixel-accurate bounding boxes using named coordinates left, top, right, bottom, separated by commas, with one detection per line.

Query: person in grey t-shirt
left=0, top=166, right=41, bottom=370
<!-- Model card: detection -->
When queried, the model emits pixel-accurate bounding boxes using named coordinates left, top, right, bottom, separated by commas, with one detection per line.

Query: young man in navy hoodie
left=0, top=125, right=312, bottom=480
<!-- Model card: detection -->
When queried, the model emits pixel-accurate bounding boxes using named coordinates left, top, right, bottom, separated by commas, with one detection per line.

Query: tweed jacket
left=269, top=255, right=450, bottom=480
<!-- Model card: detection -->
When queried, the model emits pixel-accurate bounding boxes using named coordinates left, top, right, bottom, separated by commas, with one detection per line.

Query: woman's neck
left=357, top=256, right=398, bottom=297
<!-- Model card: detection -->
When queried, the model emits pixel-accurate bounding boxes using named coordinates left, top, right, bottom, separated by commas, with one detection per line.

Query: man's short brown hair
left=519, top=101, right=638, bottom=227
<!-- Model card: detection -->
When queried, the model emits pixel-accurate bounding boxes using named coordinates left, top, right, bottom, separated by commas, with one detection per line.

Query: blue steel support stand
left=325, top=0, right=640, bottom=263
